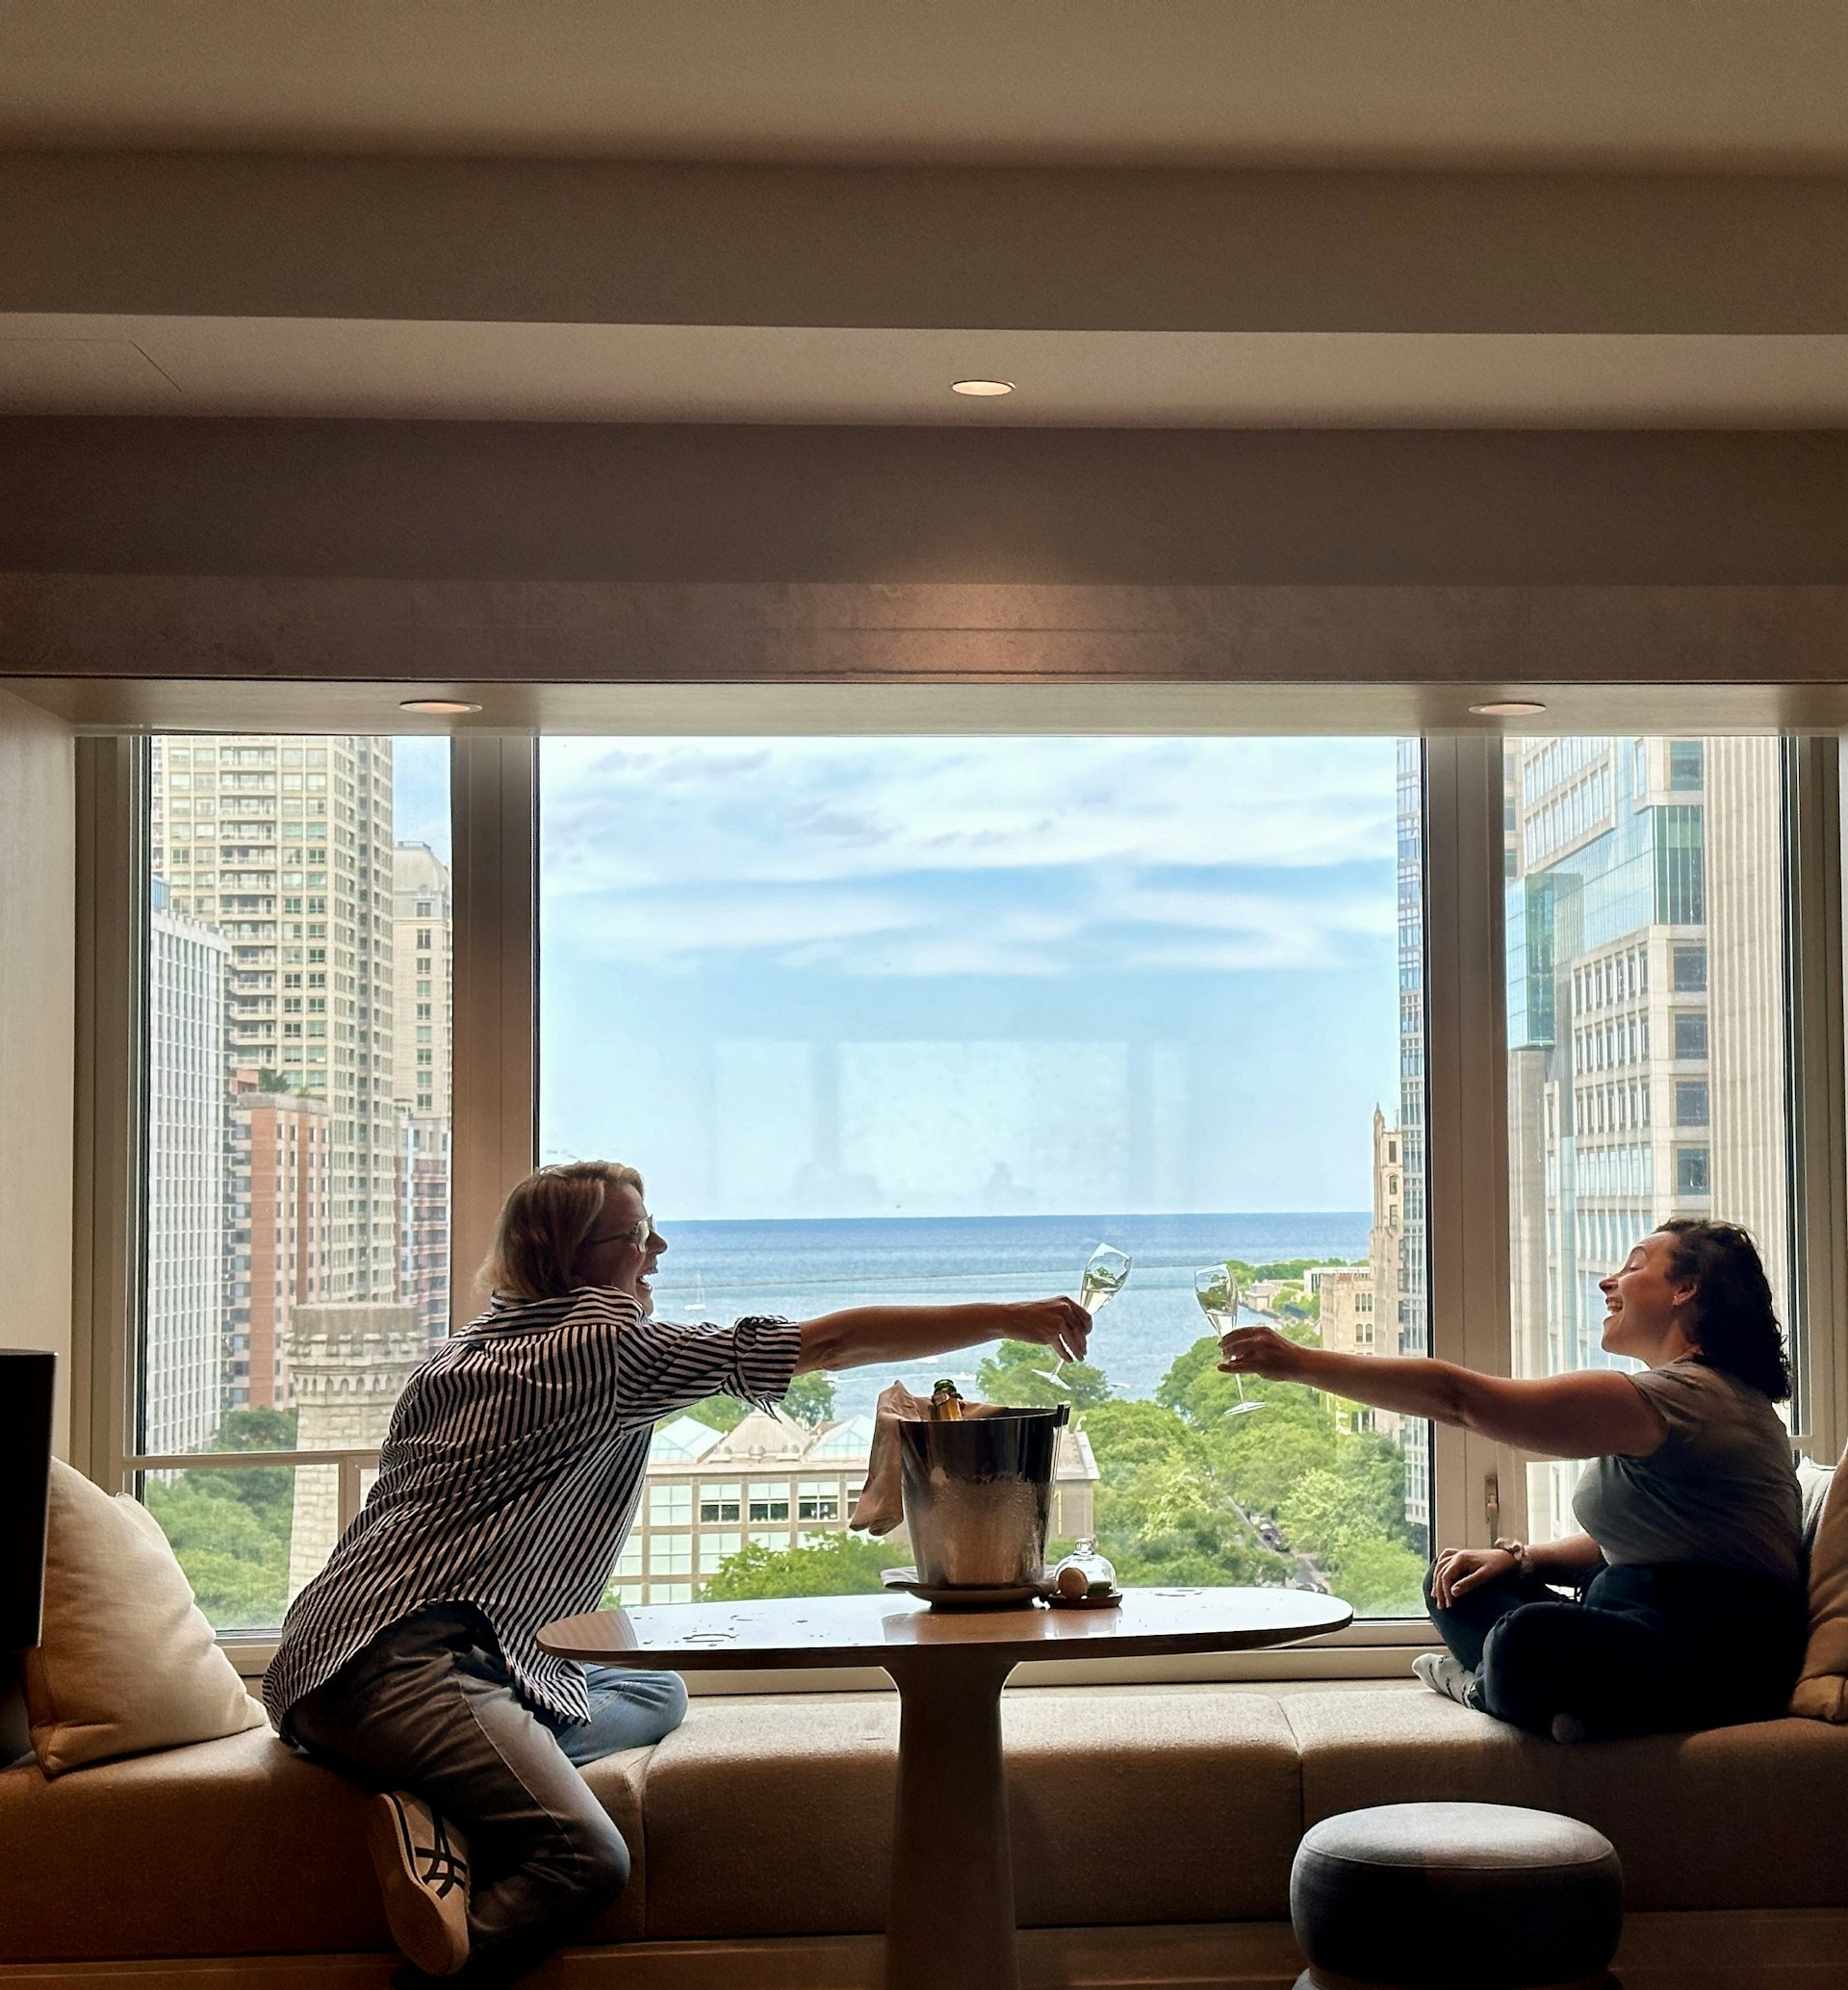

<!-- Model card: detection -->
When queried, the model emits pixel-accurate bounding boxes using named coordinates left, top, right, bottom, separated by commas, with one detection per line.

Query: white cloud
left=565, top=885, right=922, bottom=965
left=825, top=936, right=1069, bottom=979
left=1116, top=880, right=1393, bottom=962
left=539, top=737, right=1399, bottom=978
left=541, top=737, right=1396, bottom=894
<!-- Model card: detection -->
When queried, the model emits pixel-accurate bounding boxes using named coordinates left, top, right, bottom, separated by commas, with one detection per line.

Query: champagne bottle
left=931, top=1379, right=964, bottom=1420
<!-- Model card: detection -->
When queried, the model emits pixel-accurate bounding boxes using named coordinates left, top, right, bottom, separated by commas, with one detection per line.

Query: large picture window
left=106, top=720, right=1830, bottom=1651
left=540, top=736, right=1431, bottom=1617
left=135, top=734, right=452, bottom=1630
left=1502, top=735, right=1790, bottom=1542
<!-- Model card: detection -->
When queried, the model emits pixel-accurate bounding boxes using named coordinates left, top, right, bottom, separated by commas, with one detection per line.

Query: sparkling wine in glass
left=1194, top=1263, right=1263, bottom=1415
left=1038, top=1244, right=1132, bottom=1394
left=1079, top=1244, right=1131, bottom=1316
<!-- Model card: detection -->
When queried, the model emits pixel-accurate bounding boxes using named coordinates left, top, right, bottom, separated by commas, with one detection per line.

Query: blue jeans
left=536, top=1662, right=689, bottom=1767
left=288, top=1603, right=686, bottom=1984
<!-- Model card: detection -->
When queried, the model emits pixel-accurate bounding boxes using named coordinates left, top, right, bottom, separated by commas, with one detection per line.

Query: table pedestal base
left=883, top=1650, right=1020, bottom=1990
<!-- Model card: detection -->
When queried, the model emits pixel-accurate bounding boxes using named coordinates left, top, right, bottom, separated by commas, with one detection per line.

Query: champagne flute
left=1037, top=1243, right=1132, bottom=1394
left=1194, top=1263, right=1263, bottom=1416
left=1079, top=1243, right=1131, bottom=1316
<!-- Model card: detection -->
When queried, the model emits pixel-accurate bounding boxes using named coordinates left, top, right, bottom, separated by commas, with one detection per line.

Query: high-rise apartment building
left=143, top=888, right=229, bottom=1454
left=225, top=1068, right=333, bottom=1411
left=1704, top=739, right=1789, bottom=1301
left=396, top=1113, right=452, bottom=1346
left=151, top=736, right=399, bottom=1319
left=1505, top=735, right=1786, bottom=1536
left=390, top=842, right=453, bottom=1344
left=392, top=843, right=452, bottom=1118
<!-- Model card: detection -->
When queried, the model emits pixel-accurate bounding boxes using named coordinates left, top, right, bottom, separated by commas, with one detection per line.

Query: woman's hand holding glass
left=1004, top=1296, right=1092, bottom=1365
left=1217, top=1322, right=1310, bottom=1384
left=1194, top=1264, right=1268, bottom=1415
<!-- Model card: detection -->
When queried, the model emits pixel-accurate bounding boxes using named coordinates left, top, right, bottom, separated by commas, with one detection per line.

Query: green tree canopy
left=211, top=1406, right=300, bottom=1451
left=976, top=1339, right=1112, bottom=1408
left=782, top=1371, right=837, bottom=1427
left=685, top=1371, right=837, bottom=1432
left=144, top=1408, right=308, bottom=1632
left=1084, top=1334, right=1428, bottom=1609
left=684, top=1395, right=750, bottom=1433
left=1080, top=1397, right=1292, bottom=1589
left=145, top=1467, right=293, bottom=1630
left=1321, top=1532, right=1427, bottom=1618
left=700, top=1531, right=894, bottom=1600
left=1228, top=1258, right=1356, bottom=1285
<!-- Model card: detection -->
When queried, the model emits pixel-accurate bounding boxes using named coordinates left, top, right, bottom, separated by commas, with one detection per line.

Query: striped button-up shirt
left=264, top=1288, right=800, bottom=1728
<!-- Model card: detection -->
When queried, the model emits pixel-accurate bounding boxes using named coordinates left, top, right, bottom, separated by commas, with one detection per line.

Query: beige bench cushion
left=1007, top=1688, right=1301, bottom=1927
left=0, top=1727, right=384, bottom=1961
left=1793, top=1452, right=1847, bottom=1721
left=639, top=1690, right=1301, bottom=1939
left=0, top=1722, right=653, bottom=1962
left=10, top=1681, right=1846, bottom=1963
left=1287, top=1687, right=1848, bottom=1913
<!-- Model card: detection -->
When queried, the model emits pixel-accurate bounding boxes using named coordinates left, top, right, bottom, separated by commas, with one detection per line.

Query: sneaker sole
left=366, top=1795, right=470, bottom=1978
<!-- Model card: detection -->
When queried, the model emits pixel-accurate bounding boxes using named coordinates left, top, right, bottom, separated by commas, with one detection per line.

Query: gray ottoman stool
left=1290, top=1801, right=1623, bottom=1989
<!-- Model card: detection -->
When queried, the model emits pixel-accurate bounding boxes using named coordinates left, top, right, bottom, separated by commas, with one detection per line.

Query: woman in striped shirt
left=266, top=1161, right=1090, bottom=1986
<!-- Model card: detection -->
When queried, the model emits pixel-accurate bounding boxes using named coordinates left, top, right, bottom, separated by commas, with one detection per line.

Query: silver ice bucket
left=897, top=1405, right=1068, bottom=1589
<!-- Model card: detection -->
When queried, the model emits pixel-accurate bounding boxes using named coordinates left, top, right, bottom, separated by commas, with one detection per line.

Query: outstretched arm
left=1219, top=1327, right=1666, bottom=1460
left=796, top=1297, right=1089, bottom=1375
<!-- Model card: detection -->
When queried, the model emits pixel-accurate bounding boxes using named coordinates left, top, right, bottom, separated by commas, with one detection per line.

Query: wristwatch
left=1493, top=1536, right=1530, bottom=1578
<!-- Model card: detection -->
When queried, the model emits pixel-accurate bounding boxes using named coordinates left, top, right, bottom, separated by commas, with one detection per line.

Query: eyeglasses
left=585, top=1213, right=656, bottom=1249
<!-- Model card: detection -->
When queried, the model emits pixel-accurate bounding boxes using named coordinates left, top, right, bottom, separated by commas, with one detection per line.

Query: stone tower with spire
left=285, top=1302, right=422, bottom=1598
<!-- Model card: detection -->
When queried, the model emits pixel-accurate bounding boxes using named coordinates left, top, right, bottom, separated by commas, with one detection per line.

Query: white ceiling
left=6, top=5, right=1845, bottom=427
left=6, top=316, right=1848, bottom=426
left=3, top=0, right=1847, bottom=168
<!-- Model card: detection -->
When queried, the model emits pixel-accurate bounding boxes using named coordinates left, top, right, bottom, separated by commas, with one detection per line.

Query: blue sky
left=531, top=737, right=1404, bottom=1221
left=393, top=737, right=452, bottom=863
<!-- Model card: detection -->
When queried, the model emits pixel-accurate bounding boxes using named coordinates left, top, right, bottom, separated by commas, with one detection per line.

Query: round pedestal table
left=542, top=1584, right=1351, bottom=1990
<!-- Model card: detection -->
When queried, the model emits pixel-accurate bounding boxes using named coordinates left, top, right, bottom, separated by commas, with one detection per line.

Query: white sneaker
left=1413, top=1651, right=1481, bottom=1711
left=367, top=1790, right=471, bottom=1977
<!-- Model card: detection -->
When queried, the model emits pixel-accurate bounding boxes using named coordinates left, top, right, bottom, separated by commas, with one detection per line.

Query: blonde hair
left=478, top=1161, right=644, bottom=1302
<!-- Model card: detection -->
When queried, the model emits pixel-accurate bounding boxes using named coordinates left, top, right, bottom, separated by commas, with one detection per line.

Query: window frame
left=75, top=721, right=1848, bottom=1687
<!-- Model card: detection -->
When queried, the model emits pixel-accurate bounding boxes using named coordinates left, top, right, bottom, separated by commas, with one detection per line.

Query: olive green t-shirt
left=1572, top=1357, right=1802, bottom=1589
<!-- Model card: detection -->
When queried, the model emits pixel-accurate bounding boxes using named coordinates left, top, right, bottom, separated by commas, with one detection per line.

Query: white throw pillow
left=1791, top=1449, right=1848, bottom=1722
left=21, top=1460, right=268, bottom=1776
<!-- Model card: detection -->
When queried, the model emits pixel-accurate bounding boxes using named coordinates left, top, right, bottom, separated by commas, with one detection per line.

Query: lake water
left=644, top=1211, right=1370, bottom=1416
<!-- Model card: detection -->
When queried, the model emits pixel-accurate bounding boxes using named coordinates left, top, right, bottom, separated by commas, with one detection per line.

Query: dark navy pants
left=1425, top=1559, right=1807, bottom=1741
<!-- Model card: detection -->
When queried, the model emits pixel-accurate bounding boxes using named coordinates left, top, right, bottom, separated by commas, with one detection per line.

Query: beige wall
left=8, top=155, right=1848, bottom=336
left=0, top=684, right=74, bottom=1451
left=4, top=421, right=1848, bottom=588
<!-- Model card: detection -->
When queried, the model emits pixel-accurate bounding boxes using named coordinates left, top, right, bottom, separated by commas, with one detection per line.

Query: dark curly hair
left=1654, top=1218, right=1792, bottom=1403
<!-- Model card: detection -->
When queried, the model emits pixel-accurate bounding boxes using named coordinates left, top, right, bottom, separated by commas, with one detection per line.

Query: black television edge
left=0, top=1349, right=56, bottom=1652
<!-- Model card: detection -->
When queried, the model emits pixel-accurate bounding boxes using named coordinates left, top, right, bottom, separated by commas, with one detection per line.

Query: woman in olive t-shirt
left=1221, top=1218, right=1807, bottom=1742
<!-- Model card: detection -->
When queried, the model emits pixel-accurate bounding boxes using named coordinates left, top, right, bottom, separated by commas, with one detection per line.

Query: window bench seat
left=3, top=1681, right=1846, bottom=1988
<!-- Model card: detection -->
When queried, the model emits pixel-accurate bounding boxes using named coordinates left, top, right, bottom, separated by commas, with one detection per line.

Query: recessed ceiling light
left=398, top=698, right=482, bottom=715
left=1469, top=701, right=1549, bottom=717
left=950, top=377, right=1014, bottom=396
